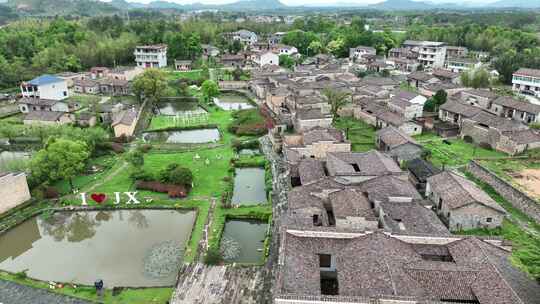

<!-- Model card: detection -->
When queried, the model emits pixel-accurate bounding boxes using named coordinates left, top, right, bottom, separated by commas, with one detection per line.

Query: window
left=351, top=163, right=361, bottom=172
left=313, top=215, right=322, bottom=226
left=319, top=254, right=332, bottom=268
left=486, top=217, right=492, bottom=223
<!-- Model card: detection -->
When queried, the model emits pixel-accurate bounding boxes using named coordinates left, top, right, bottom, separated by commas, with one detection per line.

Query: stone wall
left=0, top=173, right=31, bottom=215
left=218, top=81, right=248, bottom=90
left=467, top=161, right=540, bottom=222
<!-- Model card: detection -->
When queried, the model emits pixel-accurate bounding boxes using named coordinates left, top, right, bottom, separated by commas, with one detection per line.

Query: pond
left=143, top=128, right=220, bottom=144
left=213, top=93, right=254, bottom=111
left=220, top=219, right=268, bottom=264
left=232, top=168, right=267, bottom=205
left=155, top=102, right=206, bottom=116
left=0, top=209, right=196, bottom=288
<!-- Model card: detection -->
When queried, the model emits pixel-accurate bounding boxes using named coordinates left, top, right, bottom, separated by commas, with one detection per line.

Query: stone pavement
left=0, top=280, right=92, bottom=304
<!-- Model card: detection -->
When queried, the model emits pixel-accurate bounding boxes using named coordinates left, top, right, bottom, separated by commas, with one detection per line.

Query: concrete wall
left=0, top=173, right=31, bottom=215
left=467, top=161, right=540, bottom=222
left=294, top=118, right=333, bottom=133
left=449, top=203, right=504, bottom=230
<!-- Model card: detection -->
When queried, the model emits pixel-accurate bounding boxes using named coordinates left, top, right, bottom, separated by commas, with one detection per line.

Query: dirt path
left=84, top=161, right=129, bottom=194
left=196, top=197, right=217, bottom=261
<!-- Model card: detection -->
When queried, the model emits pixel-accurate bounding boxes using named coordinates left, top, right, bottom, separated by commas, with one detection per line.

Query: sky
left=121, top=0, right=498, bottom=5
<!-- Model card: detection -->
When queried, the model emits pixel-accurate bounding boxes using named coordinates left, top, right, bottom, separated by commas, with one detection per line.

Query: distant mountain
left=368, top=0, right=437, bottom=10
left=6, top=0, right=119, bottom=15
left=489, top=0, right=540, bottom=8
left=111, top=0, right=286, bottom=11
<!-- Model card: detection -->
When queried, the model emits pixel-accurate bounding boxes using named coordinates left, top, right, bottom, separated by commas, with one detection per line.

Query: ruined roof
left=112, top=108, right=138, bottom=126
left=407, top=71, right=435, bottom=82
left=461, top=89, right=498, bottom=100
left=361, top=76, right=399, bottom=87
left=18, top=98, right=58, bottom=106
left=379, top=202, right=450, bottom=236
left=376, top=111, right=408, bottom=127
left=427, top=171, right=505, bottom=213
left=467, top=111, right=526, bottom=132
left=326, top=150, right=402, bottom=177
left=406, top=158, right=441, bottom=183
left=295, top=108, right=332, bottom=120
left=278, top=231, right=538, bottom=303
left=24, top=111, right=65, bottom=122
left=432, top=68, right=459, bottom=79
left=501, top=129, right=540, bottom=145
left=376, top=126, right=419, bottom=149
left=492, top=96, right=540, bottom=114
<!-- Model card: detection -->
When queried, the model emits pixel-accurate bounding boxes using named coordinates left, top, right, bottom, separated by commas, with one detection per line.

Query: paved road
left=0, top=280, right=92, bottom=304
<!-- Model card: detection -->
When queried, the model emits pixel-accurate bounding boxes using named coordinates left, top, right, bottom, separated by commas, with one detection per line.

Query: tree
left=322, top=88, right=351, bottom=119
left=423, top=89, right=447, bottom=112
left=126, top=150, right=144, bottom=168
left=30, top=139, right=90, bottom=191
left=461, top=68, right=490, bottom=88
left=279, top=55, right=295, bottom=69
left=201, top=80, right=219, bottom=103
left=132, top=68, right=167, bottom=104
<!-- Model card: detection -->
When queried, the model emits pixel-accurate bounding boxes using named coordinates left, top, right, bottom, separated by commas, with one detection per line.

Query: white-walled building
left=254, top=51, right=279, bottom=67
left=445, top=57, right=483, bottom=73
left=349, top=46, right=376, bottom=61
left=512, top=68, right=540, bottom=97
left=232, top=30, right=258, bottom=45
left=403, top=40, right=447, bottom=69
left=20, top=75, right=69, bottom=100
left=134, top=44, right=168, bottom=69
left=276, top=45, right=298, bottom=56
left=0, top=172, right=31, bottom=215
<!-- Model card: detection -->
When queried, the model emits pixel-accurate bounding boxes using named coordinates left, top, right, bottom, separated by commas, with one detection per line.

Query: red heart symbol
left=90, top=193, right=107, bottom=204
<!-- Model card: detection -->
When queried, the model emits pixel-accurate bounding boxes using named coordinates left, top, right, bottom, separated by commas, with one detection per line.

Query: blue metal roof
left=28, top=74, right=63, bottom=86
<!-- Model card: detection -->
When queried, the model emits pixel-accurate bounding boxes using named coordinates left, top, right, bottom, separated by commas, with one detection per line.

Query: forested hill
left=5, top=0, right=120, bottom=16
left=0, top=4, right=18, bottom=25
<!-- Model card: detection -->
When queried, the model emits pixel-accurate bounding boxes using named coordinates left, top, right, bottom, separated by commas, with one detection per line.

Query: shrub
left=126, top=150, right=144, bottom=167
left=135, top=181, right=188, bottom=198
left=44, top=186, right=59, bottom=199
left=110, top=143, right=125, bottom=154
left=130, top=168, right=154, bottom=181
left=168, top=166, right=193, bottom=186
left=138, top=144, right=153, bottom=153
left=14, top=270, right=28, bottom=280
left=204, top=246, right=223, bottom=265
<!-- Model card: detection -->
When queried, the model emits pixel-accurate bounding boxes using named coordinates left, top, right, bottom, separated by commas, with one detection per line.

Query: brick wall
left=467, top=161, right=540, bottom=222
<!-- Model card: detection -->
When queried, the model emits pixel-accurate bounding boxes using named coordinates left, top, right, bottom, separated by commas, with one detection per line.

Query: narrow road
left=0, top=280, right=91, bottom=304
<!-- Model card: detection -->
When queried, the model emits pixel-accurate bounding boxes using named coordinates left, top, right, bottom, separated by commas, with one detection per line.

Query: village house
left=489, top=96, right=540, bottom=124
left=427, top=171, right=506, bottom=231
left=352, top=99, right=387, bottom=125
left=252, top=51, right=279, bottom=67
left=134, top=44, right=168, bottom=69
left=402, top=40, right=447, bottom=68
left=459, top=89, right=498, bottom=109
left=174, top=60, right=192, bottom=71
left=512, top=67, right=540, bottom=97
left=112, top=107, right=139, bottom=138
left=108, top=66, right=144, bottom=81
left=264, top=86, right=290, bottom=115
left=76, top=112, right=97, bottom=127
left=439, top=98, right=483, bottom=127
left=97, top=78, right=130, bottom=96
left=285, top=95, right=330, bottom=113
left=293, top=108, right=333, bottom=132
left=56, top=72, right=86, bottom=88
left=406, top=71, right=440, bottom=88
left=73, top=79, right=100, bottom=94
left=22, top=111, right=74, bottom=125
left=390, top=57, right=420, bottom=72
left=17, top=98, right=79, bottom=114
left=419, top=81, right=462, bottom=97
left=376, top=126, right=424, bottom=162
left=226, top=30, right=258, bottom=45
left=387, top=90, right=427, bottom=120
left=90, top=67, right=110, bottom=79
left=406, top=157, right=441, bottom=195
left=20, top=75, right=69, bottom=100
left=349, top=46, right=376, bottom=62
left=325, top=150, right=403, bottom=183
left=201, top=44, right=220, bottom=58
left=274, top=230, right=539, bottom=304
left=388, top=47, right=418, bottom=60
left=445, top=46, right=468, bottom=58
left=432, top=68, right=460, bottom=84
left=283, top=127, right=351, bottom=164
left=376, top=111, right=423, bottom=136
left=445, top=56, right=482, bottom=73
left=0, top=172, right=31, bottom=215
left=220, top=54, right=246, bottom=68
left=275, top=44, right=298, bottom=56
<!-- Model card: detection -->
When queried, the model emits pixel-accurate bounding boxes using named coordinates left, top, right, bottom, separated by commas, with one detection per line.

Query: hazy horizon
left=114, top=0, right=500, bottom=5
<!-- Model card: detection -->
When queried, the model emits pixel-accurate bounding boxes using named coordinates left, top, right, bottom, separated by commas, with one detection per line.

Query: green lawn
left=69, top=94, right=100, bottom=107
left=414, top=133, right=506, bottom=168
left=165, top=69, right=203, bottom=81
left=53, top=155, right=118, bottom=195
left=333, top=117, right=377, bottom=152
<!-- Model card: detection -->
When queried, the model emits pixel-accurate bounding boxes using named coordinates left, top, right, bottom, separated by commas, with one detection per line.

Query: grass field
left=165, top=69, right=203, bottom=81
left=414, top=133, right=506, bottom=168
left=333, top=117, right=377, bottom=152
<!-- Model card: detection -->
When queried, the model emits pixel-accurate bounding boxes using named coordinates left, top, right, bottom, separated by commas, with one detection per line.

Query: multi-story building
left=445, top=56, right=482, bottom=73
left=225, top=30, right=258, bottom=45
left=403, top=40, right=447, bottom=69
left=512, top=68, right=540, bottom=97
left=445, top=45, right=468, bottom=58
left=20, top=75, right=69, bottom=100
left=349, top=46, right=376, bottom=62
left=134, top=44, right=168, bottom=69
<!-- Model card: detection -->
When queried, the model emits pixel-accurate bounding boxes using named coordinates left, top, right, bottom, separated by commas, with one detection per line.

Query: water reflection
left=156, top=102, right=206, bottom=116
left=232, top=168, right=267, bottom=205
left=143, top=129, right=220, bottom=144
left=0, top=210, right=196, bottom=287
left=213, top=94, right=254, bottom=111
left=220, top=219, right=267, bottom=263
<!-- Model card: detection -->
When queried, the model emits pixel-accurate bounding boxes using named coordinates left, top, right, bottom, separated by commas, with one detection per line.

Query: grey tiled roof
left=326, top=151, right=402, bottom=177
left=427, top=171, right=505, bottom=213
left=379, top=202, right=450, bottom=236
left=376, top=111, right=408, bottom=127
left=296, top=108, right=331, bottom=120
left=406, top=158, right=441, bottom=183
left=24, top=111, right=65, bottom=121
left=302, top=127, right=345, bottom=145
left=501, top=129, right=540, bottom=144
left=359, top=175, right=422, bottom=202
left=467, top=111, right=526, bottom=132
left=514, top=67, right=540, bottom=78
left=492, top=96, right=540, bottom=114
left=298, top=159, right=326, bottom=185
left=376, top=126, right=418, bottom=149
left=440, top=99, right=482, bottom=117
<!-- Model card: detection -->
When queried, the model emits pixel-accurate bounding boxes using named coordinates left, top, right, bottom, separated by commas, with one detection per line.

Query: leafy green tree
left=282, top=30, right=320, bottom=55
left=126, top=150, right=144, bottom=168
left=322, top=88, right=351, bottom=119
left=423, top=90, right=447, bottom=112
left=30, top=139, right=90, bottom=191
left=132, top=68, right=167, bottom=104
left=201, top=80, right=220, bottom=103
left=279, top=55, right=295, bottom=69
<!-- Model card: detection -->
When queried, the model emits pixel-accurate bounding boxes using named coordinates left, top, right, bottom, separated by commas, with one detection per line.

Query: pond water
left=220, top=219, right=268, bottom=264
left=213, top=94, right=254, bottom=111
left=156, top=102, right=206, bottom=116
left=232, top=168, right=267, bottom=205
left=0, top=209, right=196, bottom=287
left=143, top=128, right=220, bottom=144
